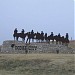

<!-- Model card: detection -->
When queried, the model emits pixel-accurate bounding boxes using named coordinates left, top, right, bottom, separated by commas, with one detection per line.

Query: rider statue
left=14, top=28, right=18, bottom=34
left=51, top=32, right=54, bottom=37
left=66, top=33, right=69, bottom=40
left=21, top=29, right=25, bottom=34
left=41, top=31, right=44, bottom=35
left=58, top=33, right=61, bottom=37
left=31, top=30, right=34, bottom=34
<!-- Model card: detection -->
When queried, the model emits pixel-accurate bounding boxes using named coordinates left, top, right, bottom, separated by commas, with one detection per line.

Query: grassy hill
left=0, top=40, right=75, bottom=75
left=0, top=54, right=74, bottom=75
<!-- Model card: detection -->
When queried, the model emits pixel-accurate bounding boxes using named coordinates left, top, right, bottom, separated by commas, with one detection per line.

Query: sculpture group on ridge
left=13, top=28, right=69, bottom=46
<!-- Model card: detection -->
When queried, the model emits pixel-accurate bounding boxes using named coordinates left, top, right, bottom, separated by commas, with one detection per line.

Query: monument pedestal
left=0, top=40, right=74, bottom=54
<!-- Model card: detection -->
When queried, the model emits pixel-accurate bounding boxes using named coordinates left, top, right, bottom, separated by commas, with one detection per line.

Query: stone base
left=0, top=40, right=75, bottom=54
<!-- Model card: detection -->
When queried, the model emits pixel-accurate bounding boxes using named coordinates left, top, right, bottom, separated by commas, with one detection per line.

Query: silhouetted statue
left=21, top=29, right=26, bottom=42
left=13, top=29, right=70, bottom=46
left=54, top=35, right=58, bottom=44
left=58, top=33, right=61, bottom=44
left=26, top=32, right=31, bottom=43
left=35, top=32, right=40, bottom=42
left=31, top=30, right=35, bottom=42
left=21, top=29, right=24, bottom=34
left=66, top=33, right=69, bottom=40
left=40, top=31, right=44, bottom=42
left=47, top=32, right=54, bottom=44
left=61, top=36, right=65, bottom=45
left=13, top=28, right=27, bottom=42
left=65, top=33, right=69, bottom=46
left=51, top=32, right=54, bottom=43
left=14, top=28, right=18, bottom=33
left=13, top=28, right=18, bottom=41
left=45, top=33, right=48, bottom=42
left=26, top=30, right=37, bottom=43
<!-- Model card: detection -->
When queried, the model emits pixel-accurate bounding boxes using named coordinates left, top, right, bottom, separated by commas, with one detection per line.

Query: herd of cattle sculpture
left=13, top=28, right=69, bottom=46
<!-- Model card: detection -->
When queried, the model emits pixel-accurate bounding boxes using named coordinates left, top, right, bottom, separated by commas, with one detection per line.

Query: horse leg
left=13, top=34, right=15, bottom=41
left=26, top=38, right=28, bottom=43
left=29, top=39, right=30, bottom=44
left=52, top=39, right=54, bottom=44
left=24, top=38, right=25, bottom=43
left=16, top=37, right=18, bottom=41
left=22, top=37, right=25, bottom=42
left=49, top=39, right=50, bottom=44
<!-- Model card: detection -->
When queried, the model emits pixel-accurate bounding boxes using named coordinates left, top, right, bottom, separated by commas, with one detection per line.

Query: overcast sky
left=0, top=0, right=74, bottom=44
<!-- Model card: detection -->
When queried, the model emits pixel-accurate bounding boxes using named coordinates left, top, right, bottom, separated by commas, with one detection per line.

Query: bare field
left=0, top=54, right=74, bottom=75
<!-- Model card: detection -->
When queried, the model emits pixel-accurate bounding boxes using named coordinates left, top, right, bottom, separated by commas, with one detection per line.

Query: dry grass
left=0, top=54, right=74, bottom=75
left=69, top=40, right=75, bottom=48
left=0, top=54, right=74, bottom=60
left=0, top=40, right=75, bottom=75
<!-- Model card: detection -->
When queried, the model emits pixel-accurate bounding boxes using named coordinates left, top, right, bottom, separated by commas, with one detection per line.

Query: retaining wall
left=0, top=40, right=75, bottom=54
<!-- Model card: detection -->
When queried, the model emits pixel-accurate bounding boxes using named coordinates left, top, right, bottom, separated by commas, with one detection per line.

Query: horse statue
left=47, top=32, right=54, bottom=44
left=13, top=28, right=70, bottom=46
left=26, top=30, right=36, bottom=43
left=34, top=31, right=44, bottom=43
left=35, top=32, right=41, bottom=42
left=13, top=28, right=27, bottom=42
left=54, top=35, right=59, bottom=44
left=13, top=28, right=18, bottom=41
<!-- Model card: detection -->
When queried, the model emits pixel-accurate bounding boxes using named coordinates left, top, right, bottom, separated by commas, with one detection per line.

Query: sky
left=0, top=0, right=74, bottom=44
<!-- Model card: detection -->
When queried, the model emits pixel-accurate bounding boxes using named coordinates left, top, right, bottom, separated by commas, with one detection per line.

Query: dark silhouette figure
left=13, top=28, right=18, bottom=41
left=40, top=31, right=44, bottom=42
left=47, top=32, right=54, bottom=44
left=65, top=33, right=69, bottom=46
left=26, top=32, right=31, bottom=43
left=50, top=32, right=54, bottom=43
left=35, top=31, right=44, bottom=43
left=44, top=33, right=48, bottom=42
left=13, top=29, right=70, bottom=46
left=54, top=35, right=59, bottom=44
left=31, top=30, right=35, bottom=42
left=35, top=32, right=40, bottom=42
left=13, top=28, right=27, bottom=42
left=61, top=36, right=65, bottom=45
left=26, top=30, right=36, bottom=43
left=21, top=29, right=27, bottom=42
left=21, top=29, right=24, bottom=34
left=58, top=33, right=61, bottom=44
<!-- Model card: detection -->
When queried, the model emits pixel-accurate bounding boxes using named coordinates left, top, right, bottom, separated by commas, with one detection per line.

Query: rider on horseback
left=31, top=30, right=34, bottom=34
left=58, top=33, right=61, bottom=44
left=66, top=33, right=69, bottom=40
left=21, top=29, right=25, bottom=34
left=13, top=28, right=18, bottom=40
left=31, top=30, right=34, bottom=42
left=14, top=28, right=18, bottom=34
left=41, top=31, right=44, bottom=42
